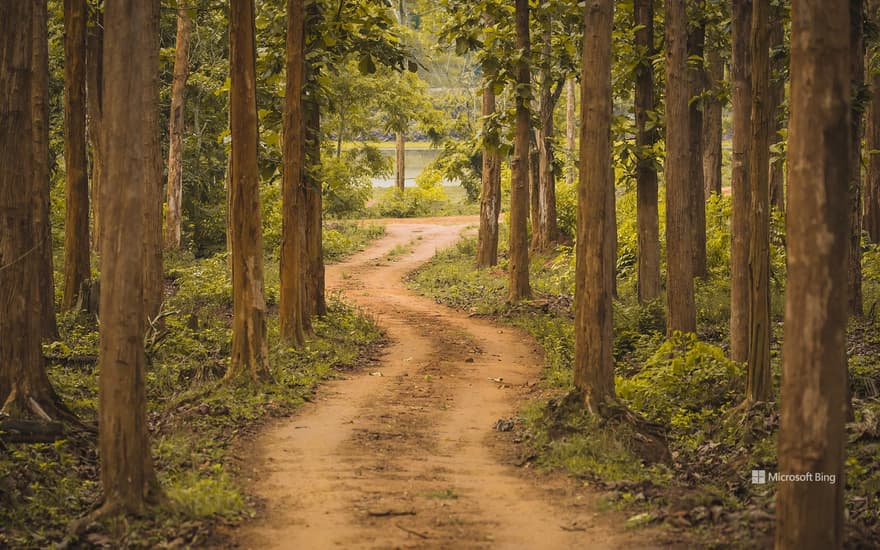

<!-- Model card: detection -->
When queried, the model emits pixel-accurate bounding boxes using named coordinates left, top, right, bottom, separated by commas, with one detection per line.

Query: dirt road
left=235, top=219, right=668, bottom=549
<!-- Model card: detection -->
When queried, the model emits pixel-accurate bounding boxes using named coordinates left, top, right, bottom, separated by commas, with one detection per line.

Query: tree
left=280, top=0, right=307, bottom=346
left=868, top=0, right=880, bottom=244
left=508, top=0, right=531, bottom=302
left=62, top=0, right=91, bottom=310
left=476, top=83, right=502, bottom=268
left=849, top=0, right=864, bottom=317
left=0, top=0, right=66, bottom=420
left=33, top=0, right=58, bottom=340
left=688, top=7, right=707, bottom=278
left=574, top=0, right=615, bottom=413
left=634, top=0, right=660, bottom=304
left=226, top=0, right=270, bottom=381
left=702, top=40, right=724, bottom=197
left=730, top=0, right=752, bottom=362
left=95, top=0, right=162, bottom=515
left=775, top=0, right=850, bottom=546
left=768, top=3, right=786, bottom=212
left=746, top=0, right=772, bottom=403
left=86, top=5, right=104, bottom=254
left=165, top=2, right=193, bottom=250
left=143, top=0, right=163, bottom=323
left=566, top=77, right=577, bottom=185
left=665, top=0, right=696, bottom=335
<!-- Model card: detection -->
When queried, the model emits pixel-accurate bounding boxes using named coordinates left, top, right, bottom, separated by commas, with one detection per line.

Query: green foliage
left=617, top=333, right=745, bottom=437
left=323, top=222, right=386, bottom=263
left=369, top=171, right=448, bottom=218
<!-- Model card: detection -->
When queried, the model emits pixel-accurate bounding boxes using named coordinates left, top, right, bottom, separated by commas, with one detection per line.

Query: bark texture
left=688, top=17, right=707, bottom=278
left=746, top=0, right=772, bottom=403
left=849, top=0, right=864, bottom=317
left=868, top=0, right=880, bottom=243
left=304, top=95, right=326, bottom=319
left=574, top=0, right=615, bottom=413
left=476, top=87, right=501, bottom=268
left=142, top=0, right=163, bottom=323
left=395, top=131, right=406, bottom=193
left=33, top=0, right=58, bottom=340
left=775, top=1, right=850, bottom=546
left=702, top=45, right=723, bottom=197
left=730, top=0, right=752, bottom=362
left=226, top=0, right=269, bottom=382
left=508, top=0, right=531, bottom=302
left=86, top=7, right=103, bottom=254
left=634, top=0, right=660, bottom=304
left=768, top=5, right=786, bottom=211
left=97, top=0, right=161, bottom=512
left=533, top=19, right=559, bottom=252
left=664, top=0, right=696, bottom=335
left=280, top=0, right=306, bottom=345
left=566, top=77, right=577, bottom=184
left=165, top=2, right=192, bottom=250
left=62, top=0, right=91, bottom=310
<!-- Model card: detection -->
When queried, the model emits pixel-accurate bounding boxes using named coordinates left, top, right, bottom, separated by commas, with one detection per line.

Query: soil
left=229, top=218, right=678, bottom=549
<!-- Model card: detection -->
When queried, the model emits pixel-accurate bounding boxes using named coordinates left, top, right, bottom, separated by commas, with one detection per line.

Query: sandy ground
left=230, top=219, right=676, bottom=549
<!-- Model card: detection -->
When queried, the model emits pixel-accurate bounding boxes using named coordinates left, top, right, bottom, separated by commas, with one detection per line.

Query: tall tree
left=142, top=0, right=163, bottom=322
left=62, top=0, right=91, bottom=310
left=849, top=0, right=865, bottom=317
left=0, top=0, right=65, bottom=419
left=96, top=0, right=161, bottom=514
left=303, top=94, right=326, bottom=318
left=226, top=0, right=269, bottom=381
left=688, top=9, right=708, bottom=278
left=33, top=0, right=58, bottom=340
left=476, top=84, right=501, bottom=268
left=702, top=42, right=724, bottom=197
left=868, top=0, right=880, bottom=243
left=532, top=12, right=560, bottom=252
left=768, top=3, right=786, bottom=211
left=165, top=2, right=193, bottom=250
left=280, top=0, right=307, bottom=346
left=746, top=0, right=772, bottom=403
left=665, top=0, right=696, bottom=334
left=86, top=6, right=104, bottom=254
left=575, top=0, right=615, bottom=413
left=508, top=0, right=531, bottom=301
left=634, top=0, right=661, bottom=304
left=775, top=0, right=850, bottom=546
left=730, top=0, right=752, bottom=362
left=566, top=77, right=577, bottom=185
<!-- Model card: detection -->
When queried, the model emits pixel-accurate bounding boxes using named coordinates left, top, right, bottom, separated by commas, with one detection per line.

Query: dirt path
left=234, top=219, right=670, bottom=549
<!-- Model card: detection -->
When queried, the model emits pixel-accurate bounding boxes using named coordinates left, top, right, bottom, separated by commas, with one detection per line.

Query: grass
left=0, top=222, right=386, bottom=548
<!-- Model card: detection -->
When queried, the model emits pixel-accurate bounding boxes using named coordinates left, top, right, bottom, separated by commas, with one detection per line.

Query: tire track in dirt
left=234, top=219, right=673, bottom=549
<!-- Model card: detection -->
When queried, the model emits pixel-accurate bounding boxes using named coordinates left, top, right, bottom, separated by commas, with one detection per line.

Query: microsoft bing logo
left=751, top=470, right=767, bottom=484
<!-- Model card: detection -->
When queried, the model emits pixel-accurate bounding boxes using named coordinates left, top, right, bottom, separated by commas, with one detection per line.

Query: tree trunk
left=97, top=0, right=161, bottom=513
left=703, top=45, right=723, bottom=197
left=508, top=0, right=531, bottom=302
left=849, top=0, right=864, bottom=317
left=688, top=18, right=707, bottom=279
left=665, top=0, right=696, bottom=335
left=86, top=7, right=103, bottom=254
left=62, top=0, right=91, bottom=310
left=280, top=0, right=306, bottom=346
left=634, top=0, right=660, bottom=304
left=225, top=0, right=269, bottom=382
left=746, top=0, right=772, bottom=403
left=867, top=0, right=880, bottom=244
left=395, top=131, right=405, bottom=192
left=768, top=5, right=786, bottom=211
left=33, top=0, right=58, bottom=341
left=534, top=20, right=558, bottom=252
left=730, top=0, right=752, bottom=362
left=303, top=92, right=326, bottom=318
left=165, top=2, right=192, bottom=250
left=574, top=0, right=615, bottom=413
left=775, top=1, right=850, bottom=546
left=529, top=132, right=540, bottom=250
left=476, top=86, right=501, bottom=268
left=566, top=77, right=577, bottom=185
left=0, top=0, right=65, bottom=418
left=142, top=0, right=163, bottom=323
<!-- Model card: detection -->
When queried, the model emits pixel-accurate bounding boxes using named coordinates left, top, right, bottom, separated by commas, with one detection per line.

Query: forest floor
left=222, top=218, right=679, bottom=549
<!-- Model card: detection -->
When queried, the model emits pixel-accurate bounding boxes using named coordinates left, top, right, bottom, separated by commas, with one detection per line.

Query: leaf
left=358, top=54, right=376, bottom=75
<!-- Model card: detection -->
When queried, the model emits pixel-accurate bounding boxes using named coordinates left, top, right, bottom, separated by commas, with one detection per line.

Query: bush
left=617, top=332, right=745, bottom=436
left=370, top=168, right=448, bottom=218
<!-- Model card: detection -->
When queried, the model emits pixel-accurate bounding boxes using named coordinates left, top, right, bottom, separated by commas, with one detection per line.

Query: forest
left=0, top=0, right=878, bottom=548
